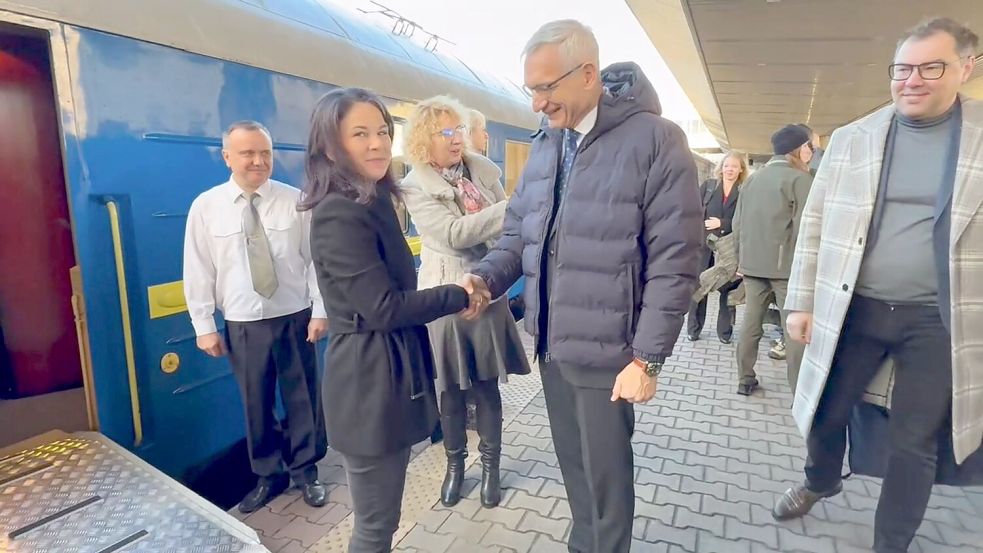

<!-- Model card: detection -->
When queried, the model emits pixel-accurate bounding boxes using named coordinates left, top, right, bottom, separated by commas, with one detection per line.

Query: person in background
left=400, top=95, right=531, bottom=509
left=469, top=108, right=489, bottom=155
left=796, top=123, right=824, bottom=175
left=183, top=120, right=328, bottom=513
left=687, top=151, right=747, bottom=344
left=731, top=124, right=813, bottom=395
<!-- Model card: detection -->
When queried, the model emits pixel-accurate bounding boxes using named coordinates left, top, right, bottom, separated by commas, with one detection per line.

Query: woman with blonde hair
left=400, top=96, right=531, bottom=509
left=687, top=151, right=748, bottom=343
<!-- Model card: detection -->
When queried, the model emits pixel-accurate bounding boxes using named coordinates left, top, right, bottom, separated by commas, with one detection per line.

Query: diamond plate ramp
left=0, top=431, right=267, bottom=553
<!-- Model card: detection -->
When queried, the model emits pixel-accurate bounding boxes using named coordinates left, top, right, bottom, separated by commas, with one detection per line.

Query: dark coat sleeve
left=632, top=125, right=704, bottom=361
left=311, top=197, right=468, bottom=331
left=471, top=148, right=535, bottom=298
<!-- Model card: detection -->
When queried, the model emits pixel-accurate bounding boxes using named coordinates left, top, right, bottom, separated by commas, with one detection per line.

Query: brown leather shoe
left=772, top=481, right=843, bottom=520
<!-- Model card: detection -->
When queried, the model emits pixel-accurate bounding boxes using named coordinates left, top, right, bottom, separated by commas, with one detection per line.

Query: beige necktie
left=242, top=193, right=278, bottom=298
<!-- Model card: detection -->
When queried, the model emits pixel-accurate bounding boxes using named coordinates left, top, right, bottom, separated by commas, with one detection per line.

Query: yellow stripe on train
left=145, top=235, right=424, bottom=319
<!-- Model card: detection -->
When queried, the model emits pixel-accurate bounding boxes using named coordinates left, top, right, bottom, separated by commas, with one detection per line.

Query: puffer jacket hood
left=536, top=62, right=663, bottom=147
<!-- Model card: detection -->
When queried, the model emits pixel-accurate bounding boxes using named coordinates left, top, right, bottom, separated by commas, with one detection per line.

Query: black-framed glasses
left=522, top=63, right=586, bottom=98
left=888, top=58, right=965, bottom=81
left=435, top=125, right=467, bottom=140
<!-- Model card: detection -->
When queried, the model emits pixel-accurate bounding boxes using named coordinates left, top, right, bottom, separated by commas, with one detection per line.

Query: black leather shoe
left=301, top=481, right=327, bottom=507
left=687, top=334, right=700, bottom=342
left=238, top=476, right=289, bottom=513
left=719, top=336, right=732, bottom=344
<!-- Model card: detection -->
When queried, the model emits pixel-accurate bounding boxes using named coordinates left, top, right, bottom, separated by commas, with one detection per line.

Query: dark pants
left=687, top=250, right=737, bottom=340
left=440, top=379, right=502, bottom=455
left=342, top=447, right=411, bottom=553
left=541, top=361, right=635, bottom=553
left=225, top=308, right=327, bottom=484
left=736, top=276, right=804, bottom=390
left=804, top=295, right=951, bottom=553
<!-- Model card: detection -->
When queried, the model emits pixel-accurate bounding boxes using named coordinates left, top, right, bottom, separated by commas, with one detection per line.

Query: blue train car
left=0, top=0, right=538, bottom=490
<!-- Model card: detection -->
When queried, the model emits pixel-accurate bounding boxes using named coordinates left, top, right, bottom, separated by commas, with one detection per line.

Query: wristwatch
left=633, top=357, right=663, bottom=377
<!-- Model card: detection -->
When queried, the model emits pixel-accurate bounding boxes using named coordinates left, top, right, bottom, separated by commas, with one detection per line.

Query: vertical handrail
left=70, top=266, right=99, bottom=431
left=106, top=201, right=143, bottom=447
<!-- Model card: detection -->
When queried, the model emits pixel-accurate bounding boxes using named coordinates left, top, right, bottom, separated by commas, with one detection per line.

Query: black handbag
left=848, top=401, right=983, bottom=486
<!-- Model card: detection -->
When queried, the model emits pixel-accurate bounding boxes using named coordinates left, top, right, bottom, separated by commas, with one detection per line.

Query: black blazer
left=700, top=178, right=740, bottom=236
left=310, top=192, right=467, bottom=457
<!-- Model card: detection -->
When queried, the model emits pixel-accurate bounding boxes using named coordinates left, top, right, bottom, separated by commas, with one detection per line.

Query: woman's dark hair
left=298, top=87, right=397, bottom=210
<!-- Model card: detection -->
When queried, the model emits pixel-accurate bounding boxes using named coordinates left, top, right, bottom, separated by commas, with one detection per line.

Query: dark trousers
left=342, top=447, right=411, bottom=553
left=804, top=295, right=952, bottom=553
left=440, top=379, right=502, bottom=454
left=541, top=361, right=635, bottom=553
left=687, top=250, right=737, bottom=340
left=225, top=308, right=327, bottom=484
left=736, top=276, right=804, bottom=390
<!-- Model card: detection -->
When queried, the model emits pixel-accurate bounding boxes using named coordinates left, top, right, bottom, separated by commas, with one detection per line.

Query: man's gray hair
left=522, top=19, right=599, bottom=66
left=898, top=16, right=979, bottom=57
left=469, top=109, right=486, bottom=130
left=222, top=120, right=272, bottom=148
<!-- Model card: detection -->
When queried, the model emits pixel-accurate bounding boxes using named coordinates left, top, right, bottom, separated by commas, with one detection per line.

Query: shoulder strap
left=701, top=179, right=719, bottom=207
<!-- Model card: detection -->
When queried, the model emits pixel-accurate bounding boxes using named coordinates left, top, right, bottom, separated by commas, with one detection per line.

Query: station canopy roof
left=627, top=0, right=983, bottom=154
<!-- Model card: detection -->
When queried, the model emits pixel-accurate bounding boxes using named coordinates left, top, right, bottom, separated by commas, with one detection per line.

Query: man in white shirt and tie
left=183, top=120, right=329, bottom=513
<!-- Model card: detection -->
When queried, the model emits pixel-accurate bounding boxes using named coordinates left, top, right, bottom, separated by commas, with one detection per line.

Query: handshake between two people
left=455, top=273, right=492, bottom=320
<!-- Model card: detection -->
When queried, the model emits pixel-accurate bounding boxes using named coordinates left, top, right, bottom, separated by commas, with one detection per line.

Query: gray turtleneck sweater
left=855, top=107, right=958, bottom=304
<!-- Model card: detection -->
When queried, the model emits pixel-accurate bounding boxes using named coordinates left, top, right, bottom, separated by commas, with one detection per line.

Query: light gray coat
left=787, top=97, right=983, bottom=464
left=399, top=153, right=507, bottom=293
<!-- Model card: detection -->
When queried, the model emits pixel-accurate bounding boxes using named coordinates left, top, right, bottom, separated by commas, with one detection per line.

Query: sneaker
left=772, top=481, right=843, bottom=520
left=768, top=339, right=786, bottom=360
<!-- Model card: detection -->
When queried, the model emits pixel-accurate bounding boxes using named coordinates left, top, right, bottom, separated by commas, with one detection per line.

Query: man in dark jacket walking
left=732, top=124, right=813, bottom=395
left=463, top=19, right=703, bottom=553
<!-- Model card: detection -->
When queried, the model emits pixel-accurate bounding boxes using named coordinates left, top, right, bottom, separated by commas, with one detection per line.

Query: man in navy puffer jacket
left=464, top=19, right=703, bottom=553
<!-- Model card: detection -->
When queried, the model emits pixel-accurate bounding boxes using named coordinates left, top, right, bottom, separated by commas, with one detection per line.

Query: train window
left=504, top=140, right=531, bottom=197
left=390, top=121, right=410, bottom=234
left=391, top=121, right=408, bottom=180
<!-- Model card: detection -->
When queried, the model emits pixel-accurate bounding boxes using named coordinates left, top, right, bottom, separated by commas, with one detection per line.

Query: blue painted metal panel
left=64, top=25, right=532, bottom=480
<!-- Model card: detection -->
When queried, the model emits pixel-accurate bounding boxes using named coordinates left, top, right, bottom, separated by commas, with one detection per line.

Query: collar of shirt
left=572, top=105, right=599, bottom=147
left=222, top=177, right=274, bottom=204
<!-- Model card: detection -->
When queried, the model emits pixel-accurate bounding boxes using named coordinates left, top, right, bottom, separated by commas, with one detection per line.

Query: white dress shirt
left=183, top=178, right=326, bottom=336
left=573, top=105, right=598, bottom=147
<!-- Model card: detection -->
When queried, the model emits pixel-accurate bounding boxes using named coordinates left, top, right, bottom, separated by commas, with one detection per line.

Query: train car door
left=0, top=25, right=92, bottom=446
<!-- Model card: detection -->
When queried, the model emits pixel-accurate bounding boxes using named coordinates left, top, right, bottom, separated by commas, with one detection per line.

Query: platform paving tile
left=231, top=304, right=982, bottom=552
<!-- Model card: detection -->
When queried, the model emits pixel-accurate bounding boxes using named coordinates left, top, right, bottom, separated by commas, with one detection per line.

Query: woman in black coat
left=686, top=151, right=747, bottom=343
left=298, top=88, right=482, bottom=553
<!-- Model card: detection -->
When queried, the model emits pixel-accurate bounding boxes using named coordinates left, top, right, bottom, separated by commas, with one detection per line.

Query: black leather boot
left=478, top=444, right=501, bottom=508
left=441, top=448, right=467, bottom=507
left=439, top=411, right=468, bottom=507
left=476, top=394, right=503, bottom=508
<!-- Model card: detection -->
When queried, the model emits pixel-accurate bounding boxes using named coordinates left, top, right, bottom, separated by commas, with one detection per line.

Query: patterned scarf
left=431, top=162, right=490, bottom=215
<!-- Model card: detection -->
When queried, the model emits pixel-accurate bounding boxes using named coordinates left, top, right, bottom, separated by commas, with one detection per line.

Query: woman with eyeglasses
left=399, top=95, right=531, bottom=509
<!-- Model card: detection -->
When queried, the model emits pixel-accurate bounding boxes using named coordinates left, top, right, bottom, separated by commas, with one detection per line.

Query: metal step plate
left=0, top=431, right=268, bottom=553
